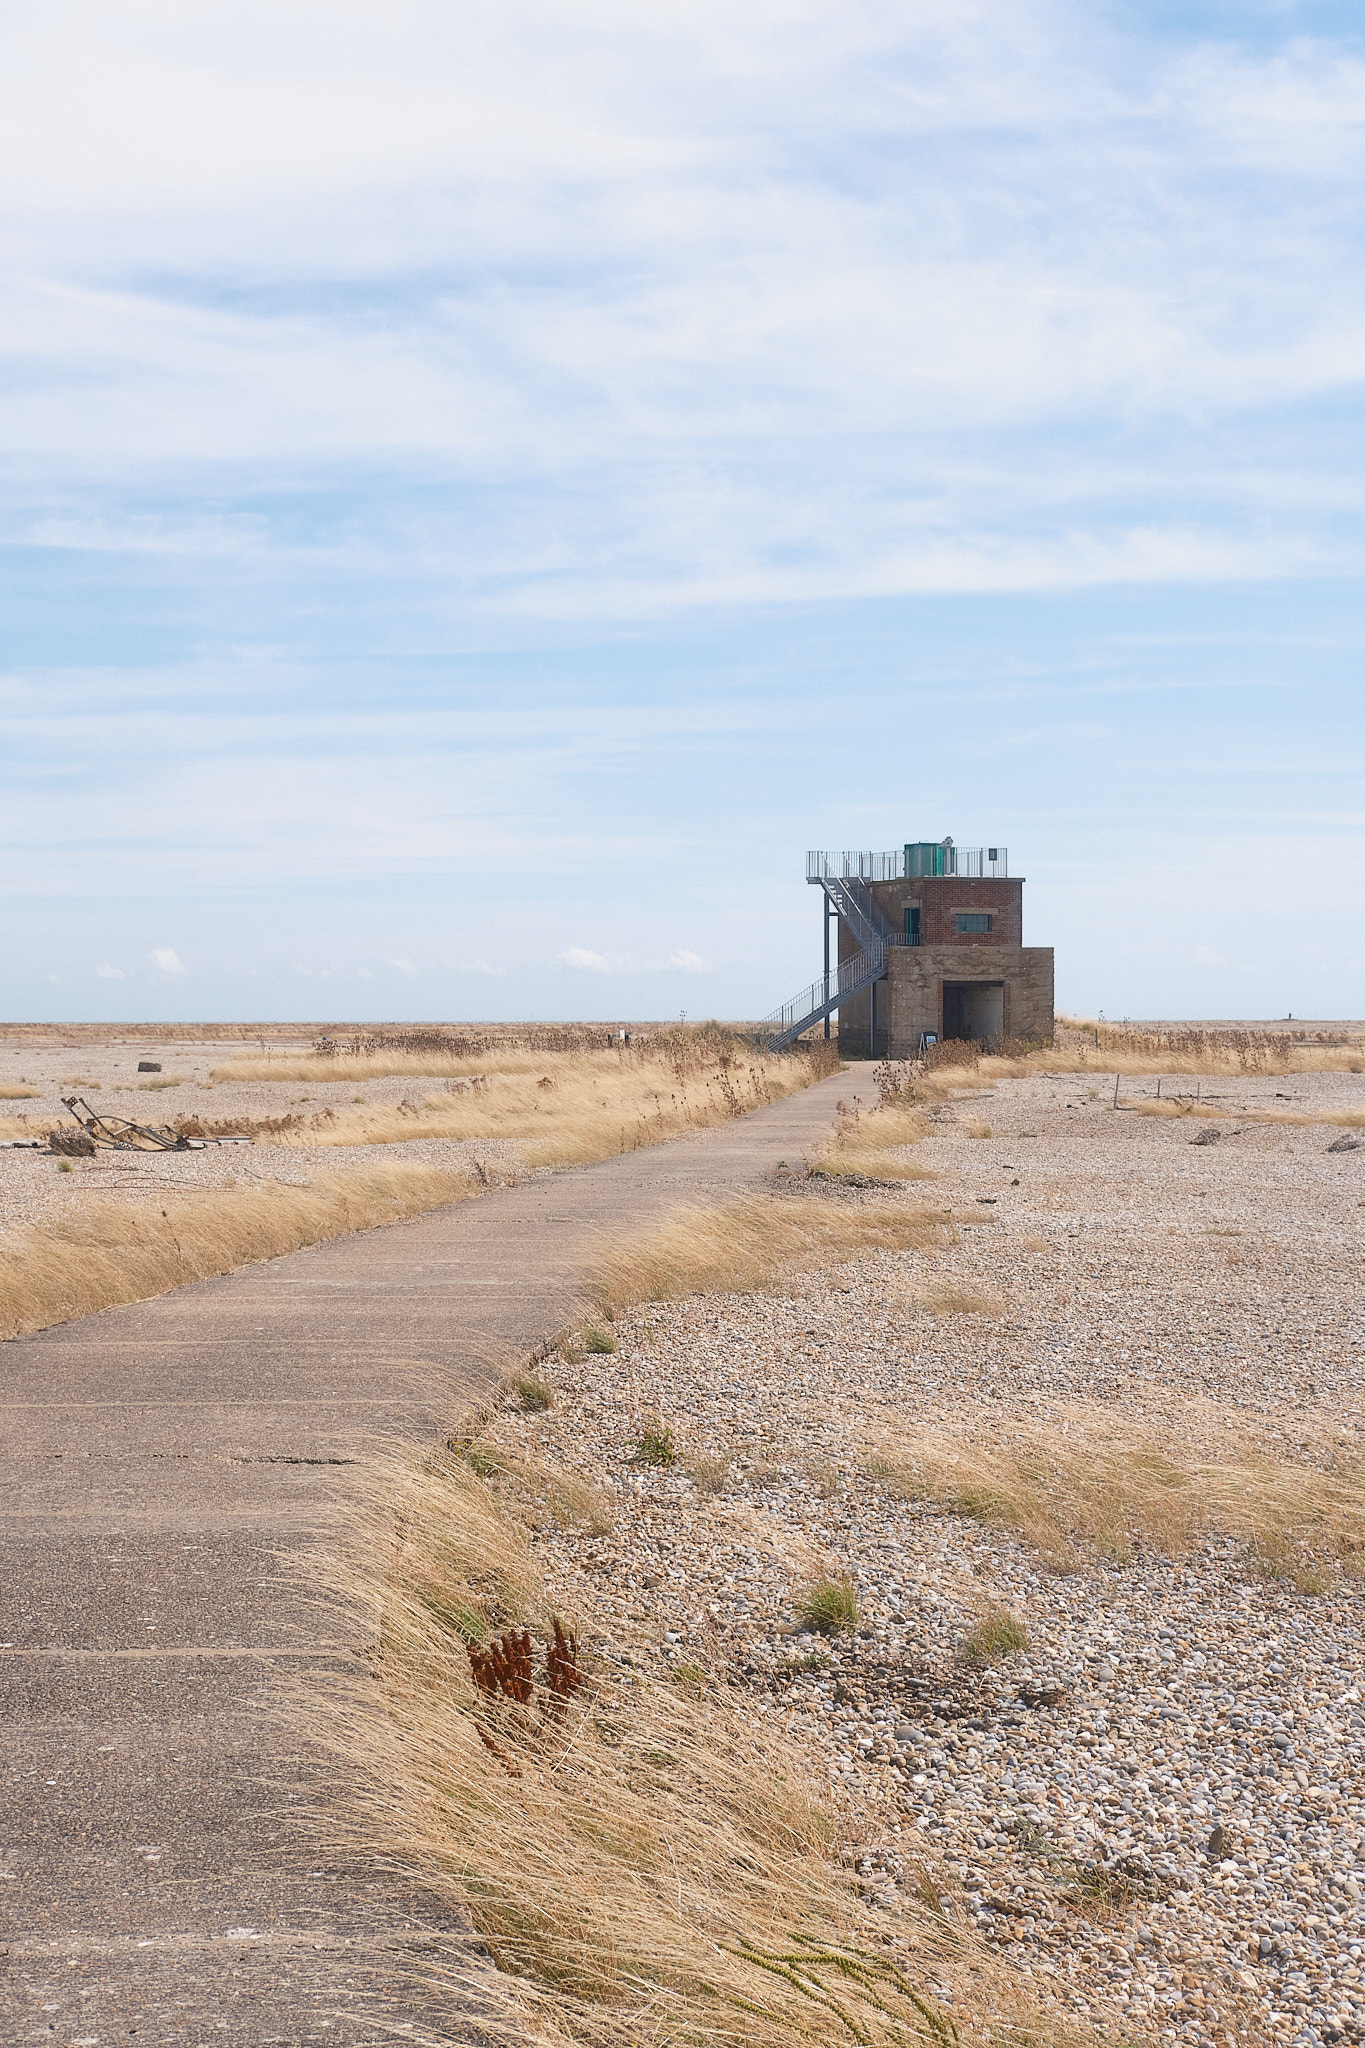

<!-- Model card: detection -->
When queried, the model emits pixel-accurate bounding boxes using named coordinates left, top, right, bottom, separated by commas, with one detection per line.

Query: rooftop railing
left=808, top=845, right=1008, bottom=882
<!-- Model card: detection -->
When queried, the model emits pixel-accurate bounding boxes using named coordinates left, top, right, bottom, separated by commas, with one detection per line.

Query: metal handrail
left=760, top=942, right=887, bottom=1038
left=807, top=846, right=1009, bottom=881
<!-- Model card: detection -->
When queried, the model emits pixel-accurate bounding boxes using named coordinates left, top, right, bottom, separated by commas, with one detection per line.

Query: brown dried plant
left=309, top=1445, right=1110, bottom=2048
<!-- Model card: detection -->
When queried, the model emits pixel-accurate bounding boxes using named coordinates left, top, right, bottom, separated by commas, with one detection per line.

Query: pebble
left=0, top=1035, right=523, bottom=1239
left=504, top=1067, right=1365, bottom=2048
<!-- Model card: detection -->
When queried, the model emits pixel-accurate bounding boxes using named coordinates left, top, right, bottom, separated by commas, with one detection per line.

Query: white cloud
left=150, top=947, right=186, bottom=976
left=665, top=949, right=711, bottom=972
left=559, top=947, right=612, bottom=972
left=95, top=963, right=128, bottom=979
left=389, top=957, right=419, bottom=977
left=0, top=3, right=1363, bottom=613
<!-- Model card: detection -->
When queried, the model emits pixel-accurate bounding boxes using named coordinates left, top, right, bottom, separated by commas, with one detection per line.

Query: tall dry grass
left=811, top=1095, right=934, bottom=1181
left=867, top=1398, right=1365, bottom=1576
left=0, top=1037, right=842, bottom=1339
left=585, top=1191, right=952, bottom=1311
left=0, top=1160, right=476, bottom=1341
left=199, top=1039, right=839, bottom=1166
left=316, top=1444, right=1107, bottom=2048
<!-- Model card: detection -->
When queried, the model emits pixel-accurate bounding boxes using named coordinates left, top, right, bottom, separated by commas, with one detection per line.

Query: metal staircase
left=759, top=869, right=905, bottom=1052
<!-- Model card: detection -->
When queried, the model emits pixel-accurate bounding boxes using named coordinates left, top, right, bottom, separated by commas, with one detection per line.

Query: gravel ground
left=0, top=1033, right=522, bottom=1239
left=497, top=1068, right=1365, bottom=2048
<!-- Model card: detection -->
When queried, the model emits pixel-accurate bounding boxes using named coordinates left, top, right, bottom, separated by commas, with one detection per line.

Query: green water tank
left=905, top=841, right=946, bottom=877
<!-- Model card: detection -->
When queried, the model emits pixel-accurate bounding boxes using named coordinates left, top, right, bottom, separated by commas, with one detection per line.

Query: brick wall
left=835, top=877, right=1024, bottom=961
left=828, top=871, right=1051, bottom=1057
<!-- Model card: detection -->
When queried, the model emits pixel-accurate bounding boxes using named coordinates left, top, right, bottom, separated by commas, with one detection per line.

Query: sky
left=2, top=0, right=1363, bottom=1024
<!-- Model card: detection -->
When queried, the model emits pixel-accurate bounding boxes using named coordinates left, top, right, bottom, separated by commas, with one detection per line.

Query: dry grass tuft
left=514, top=1376, right=554, bottom=1413
left=912, top=1281, right=1002, bottom=1318
left=811, top=1097, right=934, bottom=1183
left=312, top=1446, right=1090, bottom=2048
left=685, top=1451, right=731, bottom=1495
left=0, top=1161, right=475, bottom=1341
left=0, top=1085, right=40, bottom=1100
left=633, top=1418, right=677, bottom=1467
left=868, top=1398, right=1365, bottom=1572
left=957, top=1607, right=1030, bottom=1667
left=796, top=1577, right=859, bottom=1634
left=588, top=1193, right=951, bottom=1311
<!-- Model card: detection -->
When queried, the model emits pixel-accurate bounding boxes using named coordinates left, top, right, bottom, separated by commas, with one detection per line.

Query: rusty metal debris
left=53, top=1097, right=193, bottom=1152
left=48, top=1096, right=249, bottom=1154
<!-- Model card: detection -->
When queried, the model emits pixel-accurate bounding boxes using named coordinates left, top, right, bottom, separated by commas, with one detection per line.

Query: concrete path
left=0, top=1069, right=854, bottom=2046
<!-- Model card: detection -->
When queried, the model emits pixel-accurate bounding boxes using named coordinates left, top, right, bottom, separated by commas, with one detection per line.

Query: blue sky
left=2, top=0, right=1363, bottom=1023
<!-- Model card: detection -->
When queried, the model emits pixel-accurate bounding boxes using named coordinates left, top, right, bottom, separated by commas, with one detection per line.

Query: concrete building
left=762, top=841, right=1054, bottom=1058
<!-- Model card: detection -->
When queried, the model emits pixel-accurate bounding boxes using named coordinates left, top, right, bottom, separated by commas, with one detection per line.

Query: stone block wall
left=835, top=944, right=1054, bottom=1059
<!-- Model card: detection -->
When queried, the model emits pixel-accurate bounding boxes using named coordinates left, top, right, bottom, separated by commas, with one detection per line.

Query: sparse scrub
left=873, top=1018, right=1365, bottom=1108
left=1132, top=1096, right=1365, bottom=1132
left=213, top=1022, right=837, bottom=1086
left=796, top=1576, right=858, bottom=1634
left=584, top=1324, right=616, bottom=1354
left=0, top=1086, right=39, bottom=1099
left=514, top=1375, right=553, bottom=1412
left=137, top=1076, right=182, bottom=1090
left=958, top=1606, right=1029, bottom=1666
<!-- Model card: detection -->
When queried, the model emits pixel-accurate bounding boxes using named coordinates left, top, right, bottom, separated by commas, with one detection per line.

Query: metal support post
left=823, top=902, right=832, bottom=1039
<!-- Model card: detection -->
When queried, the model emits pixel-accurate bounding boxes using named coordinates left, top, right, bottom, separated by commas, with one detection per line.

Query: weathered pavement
left=1, top=1068, right=854, bottom=2046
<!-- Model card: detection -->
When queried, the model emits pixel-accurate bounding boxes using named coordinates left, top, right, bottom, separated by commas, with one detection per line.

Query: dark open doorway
left=943, top=981, right=1004, bottom=1041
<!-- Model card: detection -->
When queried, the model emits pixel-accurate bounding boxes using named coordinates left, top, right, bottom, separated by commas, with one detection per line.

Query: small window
left=956, top=912, right=992, bottom=934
